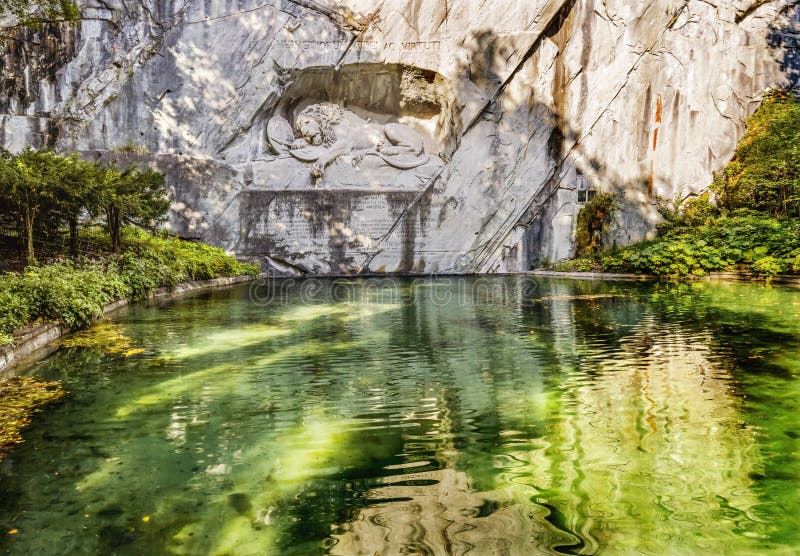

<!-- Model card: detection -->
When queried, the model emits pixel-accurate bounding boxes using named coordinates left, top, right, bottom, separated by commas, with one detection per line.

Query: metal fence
left=0, top=226, right=107, bottom=269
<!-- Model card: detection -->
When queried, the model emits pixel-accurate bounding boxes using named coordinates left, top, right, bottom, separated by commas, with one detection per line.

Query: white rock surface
left=1, top=0, right=798, bottom=274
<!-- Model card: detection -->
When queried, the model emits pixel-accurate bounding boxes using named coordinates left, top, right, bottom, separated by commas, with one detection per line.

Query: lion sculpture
left=267, top=103, right=430, bottom=180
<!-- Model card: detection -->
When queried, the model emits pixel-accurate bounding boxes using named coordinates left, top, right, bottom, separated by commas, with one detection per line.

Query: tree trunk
left=24, top=208, right=35, bottom=266
left=69, top=216, right=78, bottom=257
left=108, top=205, right=121, bottom=253
left=16, top=216, right=24, bottom=260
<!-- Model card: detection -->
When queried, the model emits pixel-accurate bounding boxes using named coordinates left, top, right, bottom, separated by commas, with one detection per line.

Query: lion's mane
left=296, top=103, right=344, bottom=147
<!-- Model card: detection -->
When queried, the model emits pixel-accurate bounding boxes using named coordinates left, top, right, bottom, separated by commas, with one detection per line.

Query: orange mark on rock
left=653, top=128, right=659, bottom=150
left=655, top=94, right=663, bottom=123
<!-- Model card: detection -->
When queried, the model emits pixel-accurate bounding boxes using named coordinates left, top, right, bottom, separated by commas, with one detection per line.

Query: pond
left=0, top=276, right=799, bottom=555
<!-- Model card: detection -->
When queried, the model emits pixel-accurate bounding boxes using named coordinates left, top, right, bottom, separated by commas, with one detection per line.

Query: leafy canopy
left=0, top=0, right=79, bottom=27
left=712, top=91, right=800, bottom=218
left=0, top=148, right=169, bottom=261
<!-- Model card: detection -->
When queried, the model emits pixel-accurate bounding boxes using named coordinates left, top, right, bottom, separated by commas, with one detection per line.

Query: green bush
left=116, top=253, right=179, bottom=300
left=700, top=213, right=800, bottom=259
left=0, top=228, right=259, bottom=344
left=19, top=262, right=130, bottom=328
left=0, top=277, right=31, bottom=345
left=552, top=258, right=597, bottom=272
left=750, top=256, right=788, bottom=283
left=712, top=91, right=800, bottom=218
left=655, top=191, right=719, bottom=234
left=600, top=215, right=800, bottom=277
left=557, top=92, right=800, bottom=280
left=610, top=240, right=733, bottom=277
left=575, top=193, right=618, bottom=256
left=119, top=228, right=258, bottom=283
left=0, top=264, right=116, bottom=342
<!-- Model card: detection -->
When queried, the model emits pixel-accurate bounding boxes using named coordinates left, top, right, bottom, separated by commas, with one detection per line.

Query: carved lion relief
left=267, top=103, right=432, bottom=180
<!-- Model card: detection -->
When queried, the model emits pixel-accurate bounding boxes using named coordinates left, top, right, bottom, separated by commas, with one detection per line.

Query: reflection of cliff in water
left=330, top=293, right=765, bottom=555
left=331, top=467, right=572, bottom=555
left=2, top=278, right=793, bottom=555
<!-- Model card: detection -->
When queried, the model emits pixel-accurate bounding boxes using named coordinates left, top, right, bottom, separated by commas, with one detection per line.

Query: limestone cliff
left=1, top=0, right=798, bottom=274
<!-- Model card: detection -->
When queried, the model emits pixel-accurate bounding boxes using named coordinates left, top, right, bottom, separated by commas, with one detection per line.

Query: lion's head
left=295, top=103, right=343, bottom=147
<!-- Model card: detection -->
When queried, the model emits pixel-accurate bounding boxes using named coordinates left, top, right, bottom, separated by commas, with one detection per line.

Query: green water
left=1, top=277, right=799, bottom=555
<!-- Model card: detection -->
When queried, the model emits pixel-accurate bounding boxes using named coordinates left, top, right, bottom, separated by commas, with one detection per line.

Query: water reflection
left=0, top=278, right=798, bottom=555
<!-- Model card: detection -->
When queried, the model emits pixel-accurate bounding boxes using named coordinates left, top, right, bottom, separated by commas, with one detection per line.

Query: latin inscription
left=250, top=192, right=420, bottom=255
left=274, top=39, right=442, bottom=53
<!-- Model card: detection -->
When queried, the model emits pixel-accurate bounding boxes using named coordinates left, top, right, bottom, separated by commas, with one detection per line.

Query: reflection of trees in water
left=328, top=279, right=780, bottom=554
left=626, top=281, right=800, bottom=547
left=2, top=279, right=797, bottom=554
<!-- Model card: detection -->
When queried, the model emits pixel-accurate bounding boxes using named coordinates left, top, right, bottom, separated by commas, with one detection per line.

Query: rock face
left=2, top=0, right=799, bottom=274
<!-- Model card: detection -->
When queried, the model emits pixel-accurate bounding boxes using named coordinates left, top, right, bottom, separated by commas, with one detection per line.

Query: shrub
left=700, top=214, right=800, bottom=259
left=562, top=92, right=800, bottom=280
left=575, top=193, right=618, bottom=257
left=119, top=228, right=258, bottom=284
left=750, top=256, right=788, bottom=283
left=115, top=253, right=175, bottom=300
left=711, top=91, right=800, bottom=218
left=0, top=228, right=259, bottom=343
left=0, top=277, right=31, bottom=344
left=553, top=258, right=597, bottom=272
left=655, top=191, right=719, bottom=234
left=599, top=215, right=800, bottom=278
left=600, top=255, right=627, bottom=273
left=610, top=239, right=733, bottom=277
left=17, top=262, right=130, bottom=329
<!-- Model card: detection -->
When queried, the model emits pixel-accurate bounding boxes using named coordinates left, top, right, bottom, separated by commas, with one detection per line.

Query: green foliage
left=712, top=91, right=800, bottom=218
left=575, top=193, right=618, bottom=257
left=0, top=279, right=31, bottom=345
left=655, top=191, right=719, bottom=233
left=0, top=148, right=169, bottom=260
left=552, top=257, right=598, bottom=272
left=100, top=164, right=169, bottom=252
left=0, top=229, right=259, bottom=343
left=558, top=91, right=800, bottom=281
left=120, top=228, right=259, bottom=283
left=0, top=148, right=67, bottom=263
left=0, top=0, right=79, bottom=27
left=750, top=256, right=788, bottom=283
left=608, top=239, right=735, bottom=277
left=16, top=262, right=129, bottom=328
left=601, top=215, right=800, bottom=277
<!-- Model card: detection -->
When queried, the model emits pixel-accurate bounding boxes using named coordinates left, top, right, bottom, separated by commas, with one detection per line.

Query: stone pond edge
left=526, top=270, right=800, bottom=285
left=0, top=274, right=261, bottom=378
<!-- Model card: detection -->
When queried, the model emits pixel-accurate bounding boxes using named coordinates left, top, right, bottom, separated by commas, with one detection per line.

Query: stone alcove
left=269, top=63, right=460, bottom=158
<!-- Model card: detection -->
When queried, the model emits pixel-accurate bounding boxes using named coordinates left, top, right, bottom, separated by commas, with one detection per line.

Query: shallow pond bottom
left=0, top=277, right=798, bottom=555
